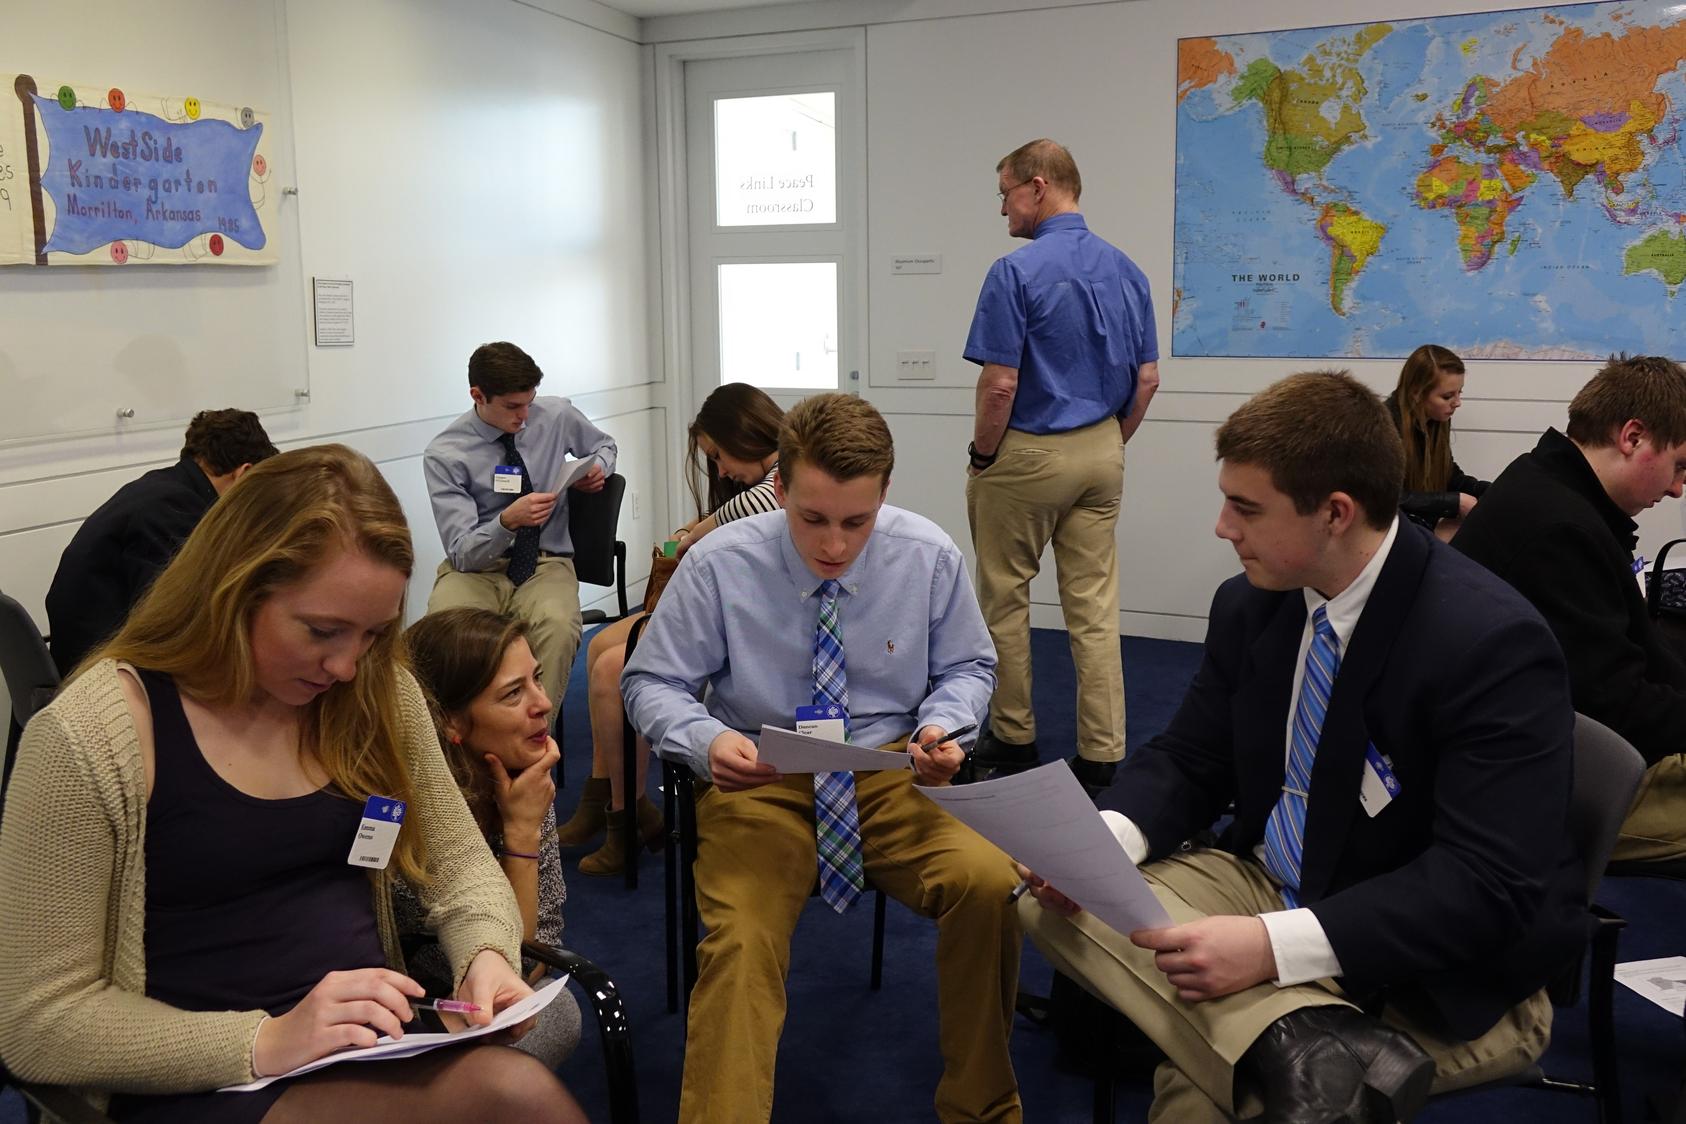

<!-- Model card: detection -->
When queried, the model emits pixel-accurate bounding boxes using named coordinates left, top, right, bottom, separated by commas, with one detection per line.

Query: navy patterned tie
left=1261, top=605, right=1341, bottom=907
left=812, top=579, right=865, bottom=912
left=499, top=432, right=542, bottom=587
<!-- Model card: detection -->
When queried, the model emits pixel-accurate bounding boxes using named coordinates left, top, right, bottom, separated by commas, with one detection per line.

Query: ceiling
left=599, top=0, right=799, bottom=17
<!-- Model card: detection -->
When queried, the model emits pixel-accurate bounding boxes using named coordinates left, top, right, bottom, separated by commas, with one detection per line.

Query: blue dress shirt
left=621, top=505, right=997, bottom=780
left=423, top=396, right=617, bottom=571
left=963, top=213, right=1159, bottom=435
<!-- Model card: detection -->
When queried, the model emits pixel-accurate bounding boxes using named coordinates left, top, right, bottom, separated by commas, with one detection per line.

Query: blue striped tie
left=1261, top=605, right=1341, bottom=908
left=812, top=579, right=865, bottom=913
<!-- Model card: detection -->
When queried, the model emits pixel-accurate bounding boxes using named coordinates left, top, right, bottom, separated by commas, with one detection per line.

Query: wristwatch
left=967, top=442, right=997, bottom=470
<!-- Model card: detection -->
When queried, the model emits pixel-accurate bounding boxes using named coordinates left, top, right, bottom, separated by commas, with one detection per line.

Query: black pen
left=913, top=722, right=979, bottom=752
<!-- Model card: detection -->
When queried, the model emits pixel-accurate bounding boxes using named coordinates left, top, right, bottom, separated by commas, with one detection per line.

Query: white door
left=683, top=48, right=864, bottom=416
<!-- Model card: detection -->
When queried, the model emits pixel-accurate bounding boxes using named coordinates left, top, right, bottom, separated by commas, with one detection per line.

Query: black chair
left=554, top=472, right=629, bottom=789
left=1090, top=712, right=1647, bottom=1123
left=0, top=589, right=60, bottom=801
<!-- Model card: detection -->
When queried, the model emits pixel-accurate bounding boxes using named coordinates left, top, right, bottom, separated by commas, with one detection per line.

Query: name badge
left=795, top=703, right=847, bottom=743
left=348, top=795, right=406, bottom=869
left=493, top=465, right=524, bottom=494
left=1357, top=744, right=1400, bottom=818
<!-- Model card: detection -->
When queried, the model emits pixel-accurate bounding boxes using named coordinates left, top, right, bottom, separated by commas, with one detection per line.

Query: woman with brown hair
left=397, top=607, right=582, bottom=1067
left=0, top=445, right=581, bottom=1123
left=1387, top=343, right=1489, bottom=539
left=558, top=382, right=785, bottom=875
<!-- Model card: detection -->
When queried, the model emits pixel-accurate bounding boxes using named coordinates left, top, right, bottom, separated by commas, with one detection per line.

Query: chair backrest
left=0, top=591, right=59, bottom=731
left=568, top=472, right=627, bottom=589
left=1570, top=712, right=1647, bottom=898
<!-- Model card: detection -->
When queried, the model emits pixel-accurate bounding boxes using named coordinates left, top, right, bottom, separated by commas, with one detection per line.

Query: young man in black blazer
left=46, top=409, right=276, bottom=674
left=1019, top=372, right=1583, bottom=1123
left=1455, top=353, right=1686, bottom=865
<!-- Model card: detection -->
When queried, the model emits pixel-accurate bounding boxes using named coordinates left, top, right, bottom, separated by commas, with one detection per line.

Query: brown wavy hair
left=90, top=444, right=428, bottom=881
left=1394, top=344, right=1464, bottom=493
left=403, top=608, right=532, bottom=843
left=687, top=382, right=785, bottom=514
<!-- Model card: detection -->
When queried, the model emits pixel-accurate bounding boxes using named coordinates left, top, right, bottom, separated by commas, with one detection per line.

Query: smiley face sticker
left=208, top=234, right=224, bottom=256
left=183, top=96, right=201, bottom=120
left=110, top=241, right=129, bottom=264
left=253, top=154, right=268, bottom=177
left=107, top=88, right=126, bottom=112
left=239, top=106, right=255, bottom=129
left=56, top=86, right=77, bottom=110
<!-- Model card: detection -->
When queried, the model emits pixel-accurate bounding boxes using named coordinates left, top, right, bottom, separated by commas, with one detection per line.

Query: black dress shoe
left=968, top=729, right=1040, bottom=777
left=1068, top=755, right=1117, bottom=796
left=1237, top=1006, right=1435, bottom=1124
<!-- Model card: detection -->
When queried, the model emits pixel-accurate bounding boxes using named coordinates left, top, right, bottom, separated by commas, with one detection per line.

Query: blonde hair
left=1394, top=344, right=1464, bottom=493
left=92, top=444, right=429, bottom=882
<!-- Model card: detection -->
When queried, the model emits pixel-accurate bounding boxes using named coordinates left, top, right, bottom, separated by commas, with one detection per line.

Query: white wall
left=0, top=0, right=662, bottom=722
left=648, top=0, right=1686, bottom=641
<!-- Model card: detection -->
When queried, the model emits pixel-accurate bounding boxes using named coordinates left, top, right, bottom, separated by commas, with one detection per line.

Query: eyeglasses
left=996, top=179, right=1034, bottom=203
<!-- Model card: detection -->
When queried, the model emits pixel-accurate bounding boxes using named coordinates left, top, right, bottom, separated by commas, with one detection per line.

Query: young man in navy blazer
left=1019, top=372, right=1584, bottom=1123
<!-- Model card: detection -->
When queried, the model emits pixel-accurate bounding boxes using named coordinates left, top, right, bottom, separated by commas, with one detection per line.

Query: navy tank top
left=137, top=669, right=386, bottom=1016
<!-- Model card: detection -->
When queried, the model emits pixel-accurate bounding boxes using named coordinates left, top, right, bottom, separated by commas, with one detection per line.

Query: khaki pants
left=1020, top=849, right=1552, bottom=1122
left=966, top=419, right=1126, bottom=762
left=1612, top=752, right=1686, bottom=863
left=426, top=556, right=581, bottom=715
left=679, top=762, right=1023, bottom=1124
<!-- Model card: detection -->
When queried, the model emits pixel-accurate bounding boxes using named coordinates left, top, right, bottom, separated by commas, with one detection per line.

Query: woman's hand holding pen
left=457, top=948, right=536, bottom=1039
left=253, top=967, right=424, bottom=1076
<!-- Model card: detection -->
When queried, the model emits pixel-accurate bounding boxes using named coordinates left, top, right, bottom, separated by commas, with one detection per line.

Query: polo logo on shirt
left=887, top=640, right=895, bottom=653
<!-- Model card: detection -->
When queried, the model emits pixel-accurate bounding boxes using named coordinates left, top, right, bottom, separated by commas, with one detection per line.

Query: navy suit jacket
left=46, top=456, right=218, bottom=675
left=1100, top=520, right=1586, bottom=1040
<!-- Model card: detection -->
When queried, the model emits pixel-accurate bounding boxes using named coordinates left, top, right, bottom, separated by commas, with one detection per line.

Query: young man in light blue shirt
left=423, top=341, right=616, bottom=713
left=623, top=393, right=1022, bottom=1124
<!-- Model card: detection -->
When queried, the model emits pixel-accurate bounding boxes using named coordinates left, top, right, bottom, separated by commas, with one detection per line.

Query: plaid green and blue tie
left=813, top=579, right=865, bottom=912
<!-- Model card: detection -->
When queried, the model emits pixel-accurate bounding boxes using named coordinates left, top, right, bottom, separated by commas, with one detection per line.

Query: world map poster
left=1172, top=3, right=1686, bottom=359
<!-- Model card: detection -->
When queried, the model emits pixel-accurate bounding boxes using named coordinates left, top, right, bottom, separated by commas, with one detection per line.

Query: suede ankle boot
left=578, top=809, right=630, bottom=876
left=554, top=776, right=610, bottom=847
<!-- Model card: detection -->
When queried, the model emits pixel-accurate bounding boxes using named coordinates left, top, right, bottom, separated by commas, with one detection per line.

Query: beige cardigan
left=0, top=660, right=524, bottom=1102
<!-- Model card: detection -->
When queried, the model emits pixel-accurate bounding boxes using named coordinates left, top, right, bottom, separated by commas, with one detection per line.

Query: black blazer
left=46, top=456, right=218, bottom=675
left=1454, top=428, right=1686, bottom=768
left=1101, top=520, right=1584, bottom=1041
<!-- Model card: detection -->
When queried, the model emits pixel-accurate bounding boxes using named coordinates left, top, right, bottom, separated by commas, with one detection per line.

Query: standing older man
left=964, top=138, right=1160, bottom=789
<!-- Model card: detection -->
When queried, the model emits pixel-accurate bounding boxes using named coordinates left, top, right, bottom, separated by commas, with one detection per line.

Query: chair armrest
left=521, top=941, right=639, bottom=1124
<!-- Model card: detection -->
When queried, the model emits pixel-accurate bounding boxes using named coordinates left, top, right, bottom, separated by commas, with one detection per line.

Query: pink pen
left=412, top=997, right=482, bottom=1014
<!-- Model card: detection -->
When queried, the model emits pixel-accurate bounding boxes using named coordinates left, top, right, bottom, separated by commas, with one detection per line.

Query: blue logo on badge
left=362, top=796, right=406, bottom=824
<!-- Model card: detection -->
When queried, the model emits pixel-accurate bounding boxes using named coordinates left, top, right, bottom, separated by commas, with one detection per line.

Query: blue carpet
left=6, top=628, right=1683, bottom=1122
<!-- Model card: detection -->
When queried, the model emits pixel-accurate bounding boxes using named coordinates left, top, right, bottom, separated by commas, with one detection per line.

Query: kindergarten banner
left=1, top=74, right=276, bottom=265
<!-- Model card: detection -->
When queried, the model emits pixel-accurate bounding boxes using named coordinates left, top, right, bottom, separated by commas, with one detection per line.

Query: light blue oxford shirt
left=621, top=505, right=997, bottom=781
left=422, top=396, right=616, bottom=572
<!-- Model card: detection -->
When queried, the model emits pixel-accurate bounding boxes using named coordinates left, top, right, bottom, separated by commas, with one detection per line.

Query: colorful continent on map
left=1420, top=20, right=1686, bottom=288
left=1225, top=25, right=1392, bottom=313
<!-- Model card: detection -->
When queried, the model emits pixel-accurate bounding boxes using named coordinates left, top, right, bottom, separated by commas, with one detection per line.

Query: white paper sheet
left=1616, top=955, right=1686, bottom=1016
left=552, top=456, right=598, bottom=493
left=915, top=762, right=1172, bottom=937
left=219, top=976, right=570, bottom=1092
left=756, top=725, right=913, bottom=774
